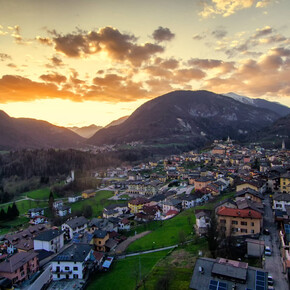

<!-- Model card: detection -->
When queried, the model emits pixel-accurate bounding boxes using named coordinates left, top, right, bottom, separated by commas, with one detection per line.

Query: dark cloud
left=211, top=28, right=227, bottom=39
left=40, top=26, right=164, bottom=66
left=36, top=36, right=53, bottom=45
left=188, top=58, right=235, bottom=74
left=40, top=73, right=67, bottom=84
left=253, top=26, right=273, bottom=38
left=0, top=53, right=12, bottom=61
left=193, top=33, right=206, bottom=40
left=152, top=26, right=175, bottom=42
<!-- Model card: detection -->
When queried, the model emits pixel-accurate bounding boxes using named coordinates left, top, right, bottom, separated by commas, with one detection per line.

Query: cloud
left=0, top=53, right=11, bottom=61
left=188, top=58, right=235, bottom=74
left=36, top=36, right=53, bottom=45
left=0, top=75, right=77, bottom=103
left=40, top=26, right=164, bottom=66
left=211, top=28, right=227, bottom=38
left=256, top=0, right=272, bottom=8
left=199, top=0, right=255, bottom=18
left=253, top=26, right=273, bottom=38
left=203, top=47, right=290, bottom=99
left=40, top=73, right=67, bottom=84
left=173, top=68, right=206, bottom=83
left=152, top=26, right=175, bottom=42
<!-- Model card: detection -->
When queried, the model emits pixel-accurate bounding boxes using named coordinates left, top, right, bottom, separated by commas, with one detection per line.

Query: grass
left=87, top=250, right=170, bottom=290
left=70, top=190, right=117, bottom=217
left=0, top=216, right=30, bottom=235
left=0, top=199, right=48, bottom=216
left=126, top=209, right=196, bottom=253
left=26, top=187, right=51, bottom=199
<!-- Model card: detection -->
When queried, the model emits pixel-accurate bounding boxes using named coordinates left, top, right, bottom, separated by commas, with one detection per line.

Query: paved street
left=263, top=196, right=289, bottom=290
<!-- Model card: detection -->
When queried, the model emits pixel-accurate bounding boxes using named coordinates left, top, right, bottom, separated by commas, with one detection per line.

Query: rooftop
left=34, top=229, right=63, bottom=242
left=217, top=207, right=262, bottom=219
left=52, top=244, right=91, bottom=263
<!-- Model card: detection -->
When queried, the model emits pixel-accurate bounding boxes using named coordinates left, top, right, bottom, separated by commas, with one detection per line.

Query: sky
left=0, top=0, right=290, bottom=127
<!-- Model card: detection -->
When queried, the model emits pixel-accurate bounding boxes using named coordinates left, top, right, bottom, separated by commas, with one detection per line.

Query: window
left=65, top=266, right=70, bottom=270
left=251, top=222, right=254, bottom=226
left=99, top=241, right=101, bottom=244
left=241, top=221, right=247, bottom=226
left=73, top=266, right=78, bottom=271
left=241, top=229, right=247, bottom=233
left=251, top=230, right=255, bottom=233
left=220, top=219, right=226, bottom=224
left=231, top=227, right=238, bottom=232
left=73, top=274, right=78, bottom=279
left=51, top=240, right=53, bottom=245
left=232, top=220, right=238, bottom=225
left=57, top=274, right=60, bottom=278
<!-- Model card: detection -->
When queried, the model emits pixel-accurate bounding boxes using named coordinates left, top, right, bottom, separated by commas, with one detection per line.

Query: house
left=82, top=189, right=96, bottom=199
left=5, top=224, right=48, bottom=254
left=162, top=199, right=182, bottom=214
left=103, top=203, right=128, bottom=218
left=214, top=198, right=237, bottom=214
left=217, top=207, right=262, bottom=237
left=128, top=197, right=150, bottom=214
left=212, top=147, right=225, bottom=155
left=87, top=218, right=117, bottom=233
left=280, top=172, right=290, bottom=193
left=28, top=208, right=44, bottom=218
left=236, top=180, right=265, bottom=193
left=92, top=230, right=109, bottom=252
left=189, top=257, right=268, bottom=290
left=56, top=205, right=72, bottom=217
left=181, top=195, right=196, bottom=209
left=53, top=200, right=63, bottom=210
left=33, top=229, right=64, bottom=253
left=235, top=188, right=263, bottom=204
left=68, top=196, right=81, bottom=203
left=0, top=252, right=39, bottom=285
left=142, top=205, right=162, bottom=220
left=193, top=177, right=214, bottom=191
left=51, top=243, right=92, bottom=280
left=273, top=193, right=290, bottom=211
left=118, top=218, right=131, bottom=231
left=61, top=216, right=88, bottom=240
left=246, top=238, right=265, bottom=257
left=29, top=216, right=48, bottom=225
left=195, top=209, right=211, bottom=236
left=126, top=180, right=161, bottom=196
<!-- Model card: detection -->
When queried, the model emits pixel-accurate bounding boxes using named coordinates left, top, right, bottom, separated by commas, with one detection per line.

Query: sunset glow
left=1, top=0, right=290, bottom=126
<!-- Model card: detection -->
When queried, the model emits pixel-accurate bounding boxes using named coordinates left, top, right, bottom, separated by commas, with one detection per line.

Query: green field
left=0, top=216, right=30, bottom=235
left=126, top=209, right=196, bottom=253
left=87, top=250, right=170, bottom=290
left=0, top=199, right=48, bottom=216
left=26, top=187, right=51, bottom=199
left=70, top=190, right=117, bottom=217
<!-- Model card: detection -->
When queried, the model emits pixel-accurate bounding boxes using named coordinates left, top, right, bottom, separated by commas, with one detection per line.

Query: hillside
left=0, top=110, right=84, bottom=150
left=87, top=90, right=280, bottom=147
left=68, top=124, right=102, bottom=138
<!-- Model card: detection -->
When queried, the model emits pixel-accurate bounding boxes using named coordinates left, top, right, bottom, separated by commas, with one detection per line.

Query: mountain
left=68, top=124, right=102, bottom=138
left=0, top=110, right=84, bottom=150
left=224, top=92, right=290, bottom=117
left=105, top=116, right=129, bottom=128
left=87, top=90, right=281, bottom=147
left=254, top=113, right=290, bottom=145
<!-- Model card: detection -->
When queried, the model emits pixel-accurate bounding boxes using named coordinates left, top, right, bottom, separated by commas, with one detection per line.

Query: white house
left=61, top=216, right=88, bottom=240
left=56, top=205, right=72, bottom=217
left=273, top=193, right=290, bottom=211
left=51, top=244, right=92, bottom=280
left=53, top=200, right=63, bottom=209
left=28, top=208, right=44, bottom=218
left=68, top=196, right=81, bottom=203
left=34, top=229, right=64, bottom=253
left=195, top=210, right=211, bottom=236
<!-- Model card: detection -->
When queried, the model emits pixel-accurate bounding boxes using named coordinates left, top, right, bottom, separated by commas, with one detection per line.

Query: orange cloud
left=40, top=73, right=67, bottom=84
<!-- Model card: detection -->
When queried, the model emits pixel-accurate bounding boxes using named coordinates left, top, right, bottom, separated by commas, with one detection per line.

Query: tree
left=6, top=205, right=13, bottom=220
left=11, top=202, right=19, bottom=217
left=0, top=208, right=6, bottom=220
left=82, top=205, right=93, bottom=219
left=49, top=191, right=54, bottom=210
left=205, top=213, right=219, bottom=258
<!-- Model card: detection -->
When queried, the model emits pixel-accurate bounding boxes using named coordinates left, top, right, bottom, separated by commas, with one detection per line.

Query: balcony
left=52, top=269, right=72, bottom=274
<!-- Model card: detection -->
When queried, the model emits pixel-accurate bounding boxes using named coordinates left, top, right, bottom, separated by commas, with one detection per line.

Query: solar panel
left=255, top=270, right=267, bottom=290
left=208, top=280, right=227, bottom=290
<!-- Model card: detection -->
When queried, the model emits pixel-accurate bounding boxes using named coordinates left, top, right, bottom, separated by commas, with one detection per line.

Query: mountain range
left=0, top=90, right=289, bottom=150
left=0, top=110, right=84, bottom=150
left=87, top=90, right=288, bottom=147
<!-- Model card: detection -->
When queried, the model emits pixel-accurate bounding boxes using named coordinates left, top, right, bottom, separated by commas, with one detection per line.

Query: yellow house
left=92, top=230, right=109, bottom=252
left=217, top=207, right=262, bottom=237
left=128, top=197, right=149, bottom=214
left=236, top=182, right=259, bottom=192
left=280, top=173, right=290, bottom=194
left=82, top=189, right=96, bottom=199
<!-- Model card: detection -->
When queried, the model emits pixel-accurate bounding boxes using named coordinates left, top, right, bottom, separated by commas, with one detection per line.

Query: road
left=263, top=196, right=289, bottom=290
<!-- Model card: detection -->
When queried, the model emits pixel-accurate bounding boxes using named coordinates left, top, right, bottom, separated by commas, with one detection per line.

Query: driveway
left=263, top=196, right=289, bottom=289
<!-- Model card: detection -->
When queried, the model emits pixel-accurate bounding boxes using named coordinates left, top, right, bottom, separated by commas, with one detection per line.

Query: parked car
left=263, top=228, right=270, bottom=235
left=268, top=275, right=274, bottom=286
left=265, top=246, right=272, bottom=256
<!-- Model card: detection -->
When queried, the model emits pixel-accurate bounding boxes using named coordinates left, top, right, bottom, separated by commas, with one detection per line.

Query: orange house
left=194, top=177, right=213, bottom=191
left=92, top=230, right=109, bottom=252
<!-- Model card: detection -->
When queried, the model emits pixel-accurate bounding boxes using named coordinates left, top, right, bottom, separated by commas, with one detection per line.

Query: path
left=114, top=231, right=151, bottom=254
left=263, top=195, right=289, bottom=289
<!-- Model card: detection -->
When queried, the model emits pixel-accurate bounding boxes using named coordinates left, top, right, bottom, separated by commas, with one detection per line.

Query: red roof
left=166, top=210, right=179, bottom=216
left=217, top=206, right=262, bottom=219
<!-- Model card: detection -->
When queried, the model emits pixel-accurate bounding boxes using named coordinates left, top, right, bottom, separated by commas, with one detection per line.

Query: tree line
left=0, top=202, right=19, bottom=221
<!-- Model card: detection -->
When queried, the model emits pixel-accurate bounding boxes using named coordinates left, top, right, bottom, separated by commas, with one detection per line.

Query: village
left=0, top=138, right=289, bottom=289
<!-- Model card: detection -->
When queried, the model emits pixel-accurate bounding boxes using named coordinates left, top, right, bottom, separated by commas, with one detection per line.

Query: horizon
left=1, top=0, right=290, bottom=126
